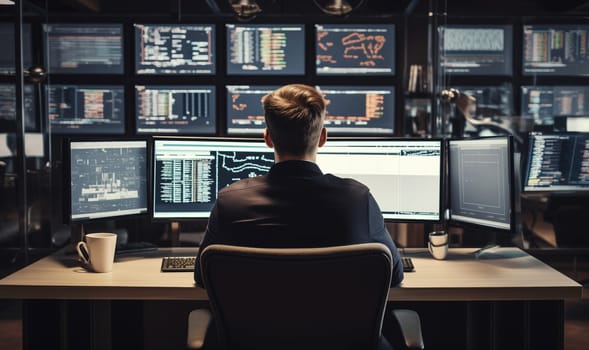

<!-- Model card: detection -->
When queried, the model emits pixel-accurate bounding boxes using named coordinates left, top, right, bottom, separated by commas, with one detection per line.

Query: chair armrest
left=187, top=309, right=212, bottom=349
left=392, top=309, right=424, bottom=350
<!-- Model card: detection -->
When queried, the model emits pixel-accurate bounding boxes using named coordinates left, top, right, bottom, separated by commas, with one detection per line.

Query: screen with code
left=152, top=139, right=274, bottom=219
left=521, top=85, right=589, bottom=125
left=439, top=25, right=513, bottom=75
left=226, top=24, right=305, bottom=75
left=523, top=25, right=589, bottom=76
left=134, top=23, right=215, bottom=75
left=315, top=24, right=395, bottom=75
left=43, top=23, right=124, bottom=74
left=135, top=85, right=216, bottom=135
left=47, top=85, right=125, bottom=134
left=523, top=132, right=589, bottom=192
left=316, top=85, right=395, bottom=135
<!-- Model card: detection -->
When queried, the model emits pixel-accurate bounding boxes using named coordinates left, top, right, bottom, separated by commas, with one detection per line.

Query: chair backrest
left=200, top=243, right=393, bottom=350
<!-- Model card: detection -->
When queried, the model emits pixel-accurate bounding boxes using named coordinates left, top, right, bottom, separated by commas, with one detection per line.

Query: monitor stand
left=460, top=228, right=511, bottom=259
left=162, top=221, right=206, bottom=247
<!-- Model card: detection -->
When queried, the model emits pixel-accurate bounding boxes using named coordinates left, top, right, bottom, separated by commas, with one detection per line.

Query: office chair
left=187, top=243, right=424, bottom=350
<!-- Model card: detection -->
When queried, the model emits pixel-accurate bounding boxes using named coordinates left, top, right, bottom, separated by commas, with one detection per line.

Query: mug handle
left=76, top=241, right=90, bottom=264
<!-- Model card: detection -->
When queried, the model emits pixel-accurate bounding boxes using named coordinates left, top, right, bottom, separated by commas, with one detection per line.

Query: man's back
left=195, top=160, right=404, bottom=287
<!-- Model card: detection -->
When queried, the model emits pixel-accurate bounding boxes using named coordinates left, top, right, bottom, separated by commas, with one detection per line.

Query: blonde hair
left=262, top=84, right=326, bottom=156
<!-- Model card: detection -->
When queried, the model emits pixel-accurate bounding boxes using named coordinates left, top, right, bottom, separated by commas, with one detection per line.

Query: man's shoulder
left=219, top=175, right=268, bottom=194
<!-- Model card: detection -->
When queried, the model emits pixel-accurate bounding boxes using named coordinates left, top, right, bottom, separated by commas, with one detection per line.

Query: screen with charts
left=134, top=23, right=215, bottom=75
left=135, top=85, right=216, bottom=135
left=226, top=24, right=305, bottom=75
left=448, top=137, right=513, bottom=231
left=523, top=24, right=589, bottom=76
left=316, top=85, right=395, bottom=135
left=317, top=139, right=442, bottom=222
left=523, top=132, right=589, bottom=192
left=0, top=84, right=37, bottom=131
left=0, top=22, right=33, bottom=75
left=439, top=25, right=513, bottom=75
left=43, top=23, right=124, bottom=74
left=521, top=86, right=589, bottom=125
left=315, top=24, right=395, bottom=75
left=152, top=138, right=275, bottom=219
left=47, top=85, right=125, bottom=134
left=451, top=85, right=513, bottom=118
left=67, top=140, right=148, bottom=222
left=225, top=85, right=278, bottom=135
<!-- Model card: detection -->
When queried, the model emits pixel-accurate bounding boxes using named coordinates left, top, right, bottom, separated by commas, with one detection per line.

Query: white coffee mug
left=76, top=233, right=117, bottom=273
left=428, top=230, right=448, bottom=260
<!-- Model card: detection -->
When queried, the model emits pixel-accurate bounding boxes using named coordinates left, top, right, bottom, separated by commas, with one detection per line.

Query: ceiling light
left=316, top=0, right=353, bottom=16
left=229, top=0, right=262, bottom=18
left=0, top=0, right=15, bottom=5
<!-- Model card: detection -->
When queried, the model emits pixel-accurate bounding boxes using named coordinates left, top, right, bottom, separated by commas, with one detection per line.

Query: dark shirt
left=195, top=160, right=404, bottom=288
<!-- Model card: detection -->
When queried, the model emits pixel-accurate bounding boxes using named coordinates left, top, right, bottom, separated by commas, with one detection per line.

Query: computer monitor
left=135, top=85, right=216, bottom=135
left=317, top=139, right=443, bottom=221
left=152, top=137, right=443, bottom=222
left=134, top=23, right=215, bottom=75
left=225, top=85, right=279, bottom=135
left=522, top=132, right=589, bottom=193
left=316, top=85, right=395, bottom=135
left=447, top=137, right=514, bottom=232
left=523, top=24, right=589, bottom=76
left=152, top=138, right=274, bottom=219
left=521, top=86, right=589, bottom=125
left=438, top=24, right=513, bottom=75
left=43, top=23, right=124, bottom=74
left=226, top=24, right=305, bottom=75
left=315, top=24, right=395, bottom=75
left=47, top=85, right=125, bottom=134
left=0, top=22, right=32, bottom=75
left=452, top=85, right=513, bottom=119
left=0, top=84, right=37, bottom=131
left=66, top=139, right=148, bottom=222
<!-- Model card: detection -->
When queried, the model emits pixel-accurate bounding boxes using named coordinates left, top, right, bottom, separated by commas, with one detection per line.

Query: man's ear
left=264, top=128, right=274, bottom=148
left=318, top=127, right=327, bottom=148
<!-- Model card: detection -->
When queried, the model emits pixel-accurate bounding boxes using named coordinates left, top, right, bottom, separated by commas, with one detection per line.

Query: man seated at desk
left=194, top=84, right=404, bottom=349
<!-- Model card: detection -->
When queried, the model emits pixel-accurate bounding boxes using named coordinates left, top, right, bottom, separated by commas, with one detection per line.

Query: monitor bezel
left=64, top=136, right=151, bottom=224
left=446, top=135, right=516, bottom=234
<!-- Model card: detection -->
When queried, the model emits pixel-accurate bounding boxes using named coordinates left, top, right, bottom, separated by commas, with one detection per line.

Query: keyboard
left=161, top=256, right=196, bottom=272
left=402, top=257, right=415, bottom=272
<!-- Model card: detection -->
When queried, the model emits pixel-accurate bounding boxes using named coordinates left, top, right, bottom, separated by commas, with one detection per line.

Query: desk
left=0, top=247, right=582, bottom=350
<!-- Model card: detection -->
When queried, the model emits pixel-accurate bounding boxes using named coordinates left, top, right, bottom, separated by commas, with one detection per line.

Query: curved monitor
left=448, top=136, right=514, bottom=232
left=152, top=137, right=442, bottom=222
left=66, top=139, right=149, bottom=222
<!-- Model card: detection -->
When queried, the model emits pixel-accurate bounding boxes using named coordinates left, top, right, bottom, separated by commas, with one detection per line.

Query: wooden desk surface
left=0, top=247, right=582, bottom=301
